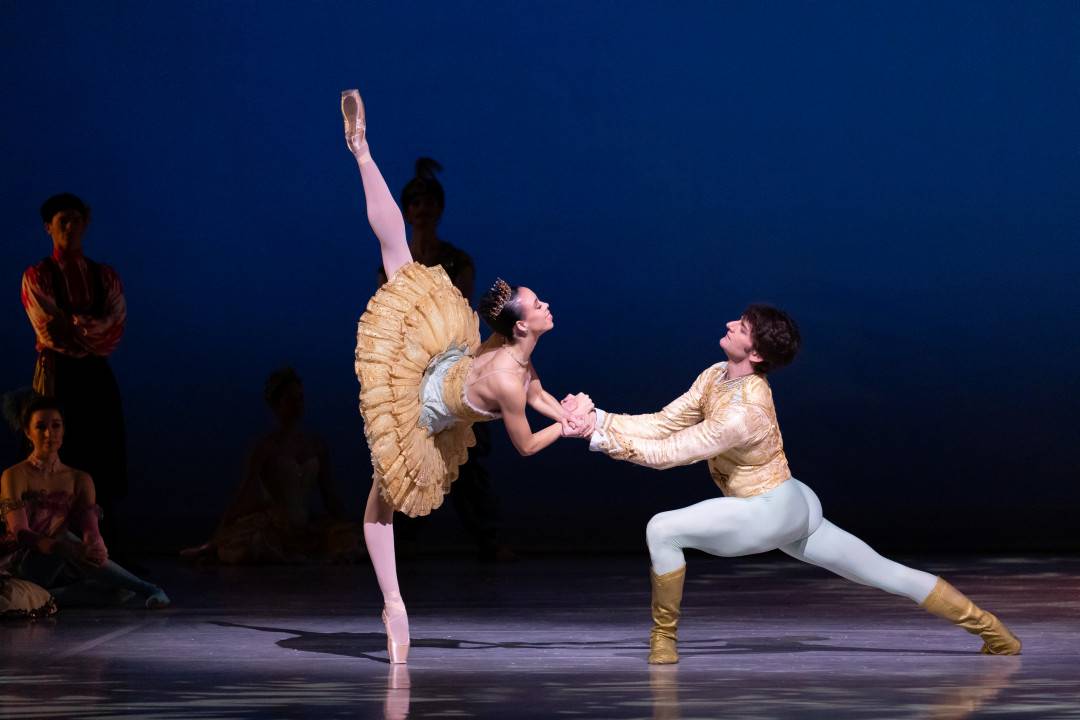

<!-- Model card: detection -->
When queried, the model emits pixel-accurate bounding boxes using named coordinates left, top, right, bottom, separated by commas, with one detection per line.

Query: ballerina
left=342, top=89, right=591, bottom=663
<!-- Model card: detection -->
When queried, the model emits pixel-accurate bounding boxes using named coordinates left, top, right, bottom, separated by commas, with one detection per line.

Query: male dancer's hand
left=577, top=411, right=597, bottom=437
left=561, top=393, right=594, bottom=416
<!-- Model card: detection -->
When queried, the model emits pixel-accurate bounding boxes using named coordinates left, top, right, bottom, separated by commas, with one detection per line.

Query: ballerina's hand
left=561, top=413, right=594, bottom=439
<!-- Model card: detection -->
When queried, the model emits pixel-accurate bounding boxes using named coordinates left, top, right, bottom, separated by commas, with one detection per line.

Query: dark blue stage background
left=3, top=1, right=1078, bottom=551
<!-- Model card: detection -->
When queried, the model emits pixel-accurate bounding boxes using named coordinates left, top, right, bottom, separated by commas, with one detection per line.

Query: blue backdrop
left=3, top=1, right=1078, bottom=551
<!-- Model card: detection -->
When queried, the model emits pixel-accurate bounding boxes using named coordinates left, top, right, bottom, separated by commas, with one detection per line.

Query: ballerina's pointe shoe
left=341, top=89, right=368, bottom=159
left=382, top=598, right=410, bottom=664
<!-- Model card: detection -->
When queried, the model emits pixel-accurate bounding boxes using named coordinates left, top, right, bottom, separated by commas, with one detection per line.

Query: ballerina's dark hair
left=401, top=158, right=445, bottom=211
left=478, top=278, right=523, bottom=338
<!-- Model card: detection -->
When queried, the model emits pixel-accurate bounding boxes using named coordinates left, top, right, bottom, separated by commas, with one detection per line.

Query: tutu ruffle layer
left=355, top=263, right=482, bottom=517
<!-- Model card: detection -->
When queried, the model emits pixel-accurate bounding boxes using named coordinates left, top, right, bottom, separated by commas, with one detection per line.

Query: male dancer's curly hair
left=40, top=193, right=90, bottom=224
left=743, top=304, right=801, bottom=374
left=478, top=278, right=523, bottom=338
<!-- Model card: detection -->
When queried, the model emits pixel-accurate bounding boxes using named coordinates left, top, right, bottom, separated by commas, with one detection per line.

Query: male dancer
left=573, top=304, right=1020, bottom=663
left=22, top=194, right=128, bottom=540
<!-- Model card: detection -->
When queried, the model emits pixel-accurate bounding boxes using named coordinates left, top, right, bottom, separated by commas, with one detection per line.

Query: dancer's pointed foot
left=382, top=595, right=410, bottom=664
left=341, top=89, right=369, bottom=160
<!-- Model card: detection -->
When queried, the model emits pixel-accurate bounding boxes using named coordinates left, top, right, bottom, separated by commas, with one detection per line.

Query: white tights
left=646, top=479, right=938, bottom=603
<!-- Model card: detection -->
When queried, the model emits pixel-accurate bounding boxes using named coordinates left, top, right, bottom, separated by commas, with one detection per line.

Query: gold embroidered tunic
left=590, top=362, right=791, bottom=498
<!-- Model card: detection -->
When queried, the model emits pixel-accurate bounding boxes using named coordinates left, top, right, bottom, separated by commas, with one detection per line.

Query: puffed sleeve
left=598, top=364, right=721, bottom=440
left=21, top=265, right=68, bottom=352
left=590, top=403, right=772, bottom=470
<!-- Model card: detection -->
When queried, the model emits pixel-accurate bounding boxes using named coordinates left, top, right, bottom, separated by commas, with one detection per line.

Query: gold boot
left=921, top=577, right=1021, bottom=655
left=648, top=566, right=686, bottom=664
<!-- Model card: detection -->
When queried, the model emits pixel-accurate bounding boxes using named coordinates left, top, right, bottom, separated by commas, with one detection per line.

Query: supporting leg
left=642, top=484, right=814, bottom=664
left=648, top=566, right=686, bottom=665
left=364, top=480, right=409, bottom=663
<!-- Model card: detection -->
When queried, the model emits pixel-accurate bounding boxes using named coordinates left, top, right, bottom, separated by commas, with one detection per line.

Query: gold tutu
left=356, top=263, right=484, bottom=517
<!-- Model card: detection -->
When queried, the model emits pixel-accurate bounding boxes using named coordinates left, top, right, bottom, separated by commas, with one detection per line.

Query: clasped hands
left=560, top=393, right=596, bottom=438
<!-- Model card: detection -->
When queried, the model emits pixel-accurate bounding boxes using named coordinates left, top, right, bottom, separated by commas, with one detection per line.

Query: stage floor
left=2, top=554, right=1078, bottom=719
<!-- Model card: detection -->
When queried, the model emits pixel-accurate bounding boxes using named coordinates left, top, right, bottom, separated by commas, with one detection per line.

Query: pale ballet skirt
left=0, top=576, right=57, bottom=621
left=356, top=263, right=496, bottom=517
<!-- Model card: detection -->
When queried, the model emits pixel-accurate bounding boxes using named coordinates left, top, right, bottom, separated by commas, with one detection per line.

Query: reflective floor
left=2, top=554, right=1078, bottom=718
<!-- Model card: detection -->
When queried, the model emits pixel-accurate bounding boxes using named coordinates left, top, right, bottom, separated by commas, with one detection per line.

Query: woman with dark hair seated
left=181, top=368, right=362, bottom=564
left=0, top=397, right=168, bottom=609
left=342, top=89, right=592, bottom=663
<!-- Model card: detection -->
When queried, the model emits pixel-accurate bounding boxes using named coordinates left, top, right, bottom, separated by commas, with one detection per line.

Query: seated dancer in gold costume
left=567, top=306, right=1020, bottom=663
left=341, top=89, right=591, bottom=664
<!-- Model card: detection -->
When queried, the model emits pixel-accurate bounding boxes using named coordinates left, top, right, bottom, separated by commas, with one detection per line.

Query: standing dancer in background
left=22, top=194, right=128, bottom=544
left=342, top=89, right=590, bottom=663
left=570, top=306, right=1020, bottom=663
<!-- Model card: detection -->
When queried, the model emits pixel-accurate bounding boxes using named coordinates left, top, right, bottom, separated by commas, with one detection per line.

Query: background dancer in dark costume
left=22, top=194, right=128, bottom=544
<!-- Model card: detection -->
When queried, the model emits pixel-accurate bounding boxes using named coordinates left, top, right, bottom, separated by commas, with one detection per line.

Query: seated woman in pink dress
left=0, top=396, right=168, bottom=609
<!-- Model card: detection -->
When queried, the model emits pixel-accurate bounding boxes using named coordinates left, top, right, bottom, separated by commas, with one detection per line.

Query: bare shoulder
left=1, top=466, right=18, bottom=496
left=475, top=334, right=506, bottom=358
left=74, top=470, right=97, bottom=494
left=1, top=463, right=30, bottom=495
left=489, top=370, right=528, bottom=409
